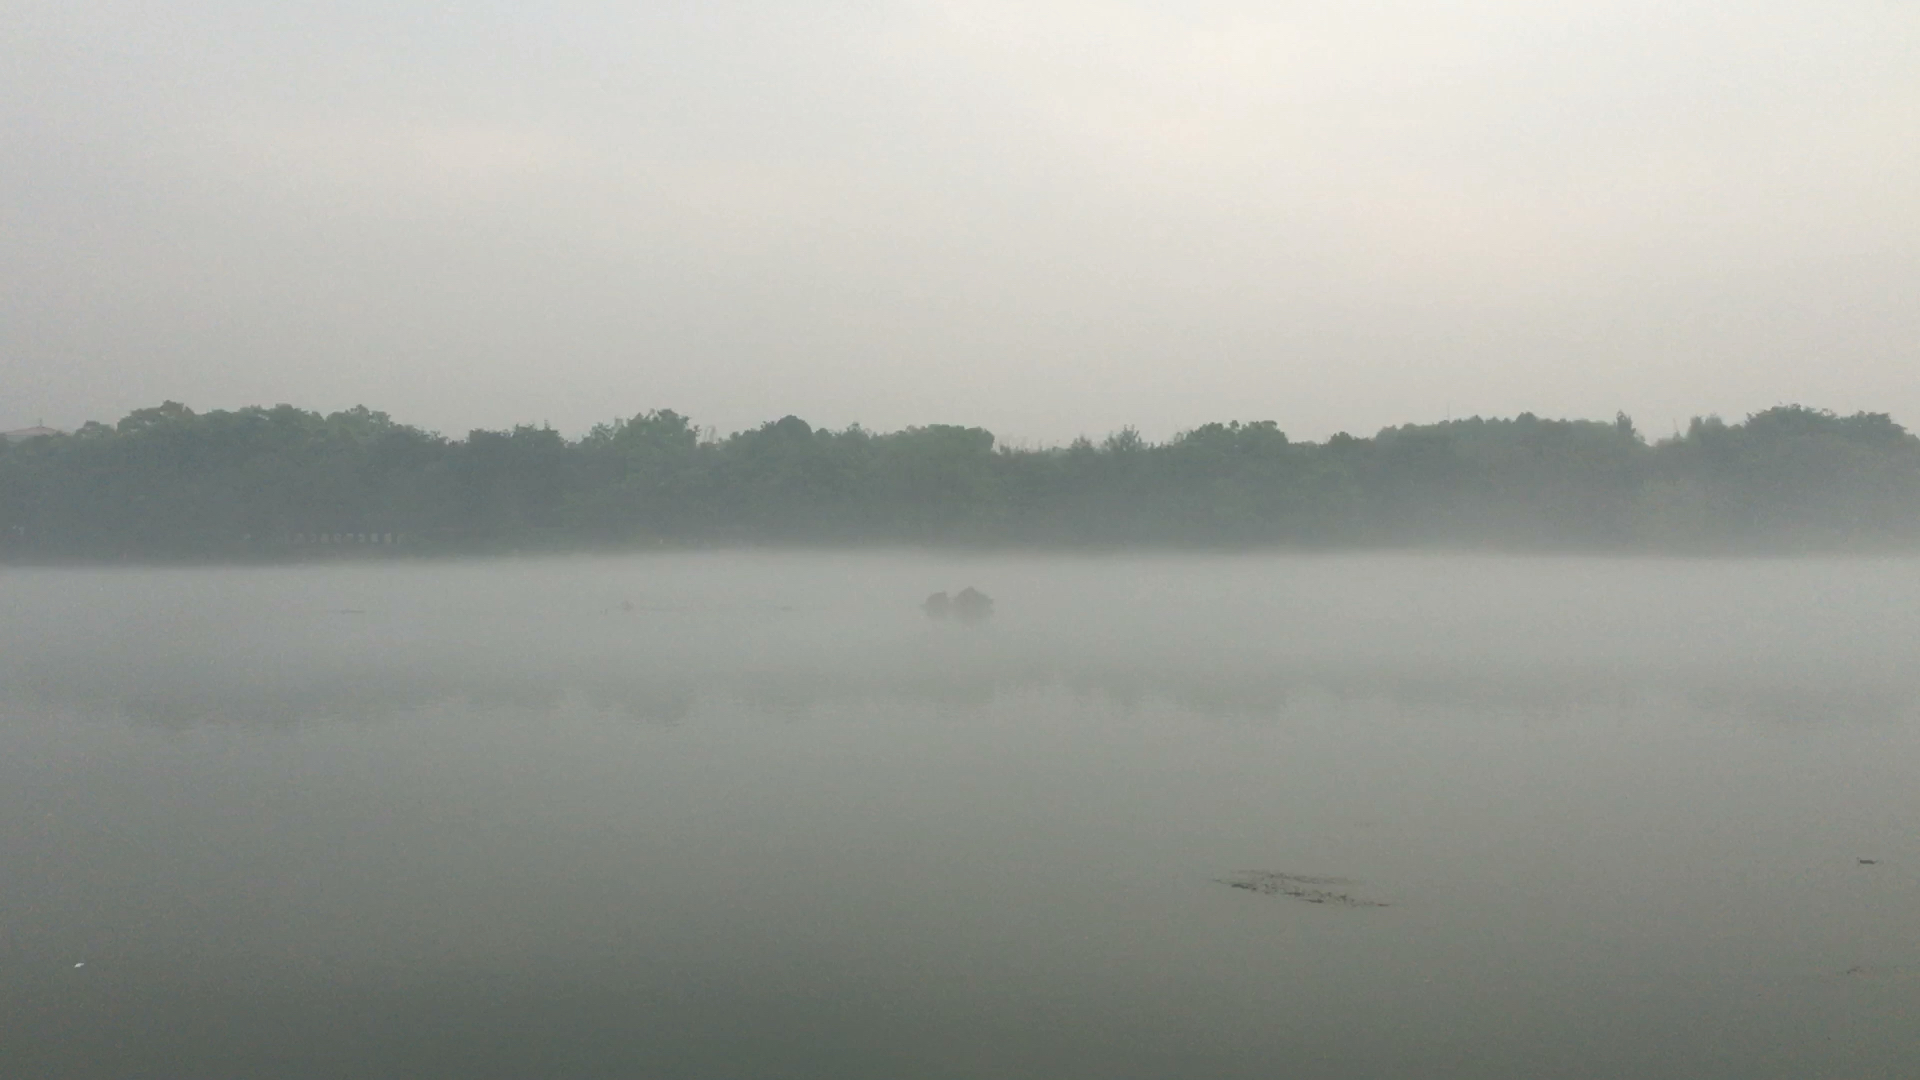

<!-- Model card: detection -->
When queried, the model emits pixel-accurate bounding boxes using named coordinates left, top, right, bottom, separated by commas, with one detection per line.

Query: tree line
left=2, top=401, right=1917, bottom=558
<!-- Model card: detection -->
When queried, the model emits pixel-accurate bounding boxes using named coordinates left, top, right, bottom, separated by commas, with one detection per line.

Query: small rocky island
left=923, top=587, right=994, bottom=624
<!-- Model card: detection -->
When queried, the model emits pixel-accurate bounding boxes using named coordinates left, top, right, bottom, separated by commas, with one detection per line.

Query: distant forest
left=3, top=401, right=1918, bottom=558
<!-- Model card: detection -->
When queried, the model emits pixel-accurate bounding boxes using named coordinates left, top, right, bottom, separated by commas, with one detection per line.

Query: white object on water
left=74, top=962, right=85, bottom=968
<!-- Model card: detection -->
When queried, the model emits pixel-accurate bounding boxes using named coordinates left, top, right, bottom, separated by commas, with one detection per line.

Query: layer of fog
left=6, top=552, right=1917, bottom=729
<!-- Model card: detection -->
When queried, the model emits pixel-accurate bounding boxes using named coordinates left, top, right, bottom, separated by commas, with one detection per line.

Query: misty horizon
left=9, top=396, right=1908, bottom=448
left=6, top=398, right=1916, bottom=559
left=7, top=2, right=1918, bottom=443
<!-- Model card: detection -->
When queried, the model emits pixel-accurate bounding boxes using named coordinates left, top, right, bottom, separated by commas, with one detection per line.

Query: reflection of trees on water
left=1, top=654, right=699, bottom=731
left=5, top=643, right=1915, bottom=730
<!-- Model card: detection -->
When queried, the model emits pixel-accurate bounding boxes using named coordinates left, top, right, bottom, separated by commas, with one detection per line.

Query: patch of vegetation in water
left=1216, top=871, right=1390, bottom=908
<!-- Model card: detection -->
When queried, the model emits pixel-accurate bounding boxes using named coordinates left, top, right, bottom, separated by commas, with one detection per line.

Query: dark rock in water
left=1216, top=871, right=1389, bottom=908
left=922, top=591, right=951, bottom=618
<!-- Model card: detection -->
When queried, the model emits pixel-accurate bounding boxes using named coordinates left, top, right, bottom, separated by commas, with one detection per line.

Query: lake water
left=2, top=553, right=1917, bottom=1079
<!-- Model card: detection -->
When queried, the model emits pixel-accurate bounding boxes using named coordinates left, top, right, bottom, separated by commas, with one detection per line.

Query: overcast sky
left=4, top=1, right=1916, bottom=443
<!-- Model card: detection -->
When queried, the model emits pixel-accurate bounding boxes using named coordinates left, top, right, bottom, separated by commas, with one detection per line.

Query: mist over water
left=4, top=553, right=1917, bottom=1079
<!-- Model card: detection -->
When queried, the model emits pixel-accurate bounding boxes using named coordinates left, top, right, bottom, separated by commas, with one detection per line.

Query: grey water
left=2, top=554, right=1916, bottom=1079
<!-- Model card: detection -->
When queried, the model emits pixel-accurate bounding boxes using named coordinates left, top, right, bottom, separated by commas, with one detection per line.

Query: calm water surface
left=2, top=554, right=1916, bottom=1079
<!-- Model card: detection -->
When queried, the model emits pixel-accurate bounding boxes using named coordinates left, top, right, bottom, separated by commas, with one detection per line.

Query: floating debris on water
left=1858, top=858, right=1879, bottom=865
left=1216, top=871, right=1390, bottom=908
left=1841, top=964, right=1918, bottom=979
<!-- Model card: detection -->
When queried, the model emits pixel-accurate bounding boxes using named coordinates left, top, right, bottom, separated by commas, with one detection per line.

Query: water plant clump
left=923, top=587, right=993, bottom=623
left=1216, top=871, right=1390, bottom=908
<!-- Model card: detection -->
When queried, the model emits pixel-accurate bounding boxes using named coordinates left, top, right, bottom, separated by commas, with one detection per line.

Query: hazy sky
left=5, top=1, right=1917, bottom=443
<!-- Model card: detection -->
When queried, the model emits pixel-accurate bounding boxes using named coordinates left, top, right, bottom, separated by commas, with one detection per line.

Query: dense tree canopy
left=3, top=403, right=1917, bottom=558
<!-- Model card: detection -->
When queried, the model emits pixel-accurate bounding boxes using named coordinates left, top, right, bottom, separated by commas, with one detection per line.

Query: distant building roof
left=3, top=426, right=64, bottom=444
